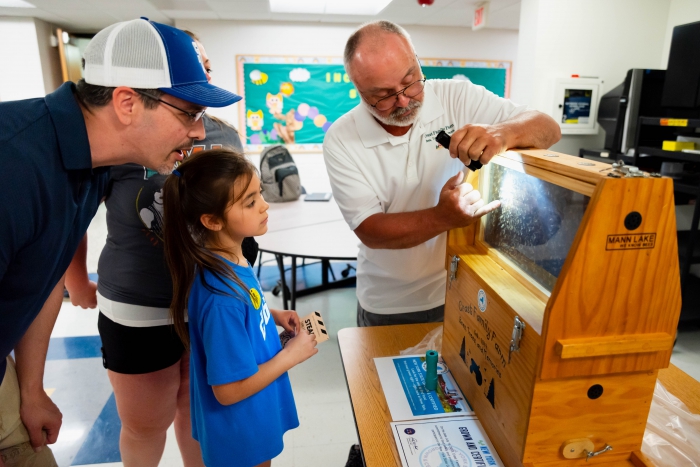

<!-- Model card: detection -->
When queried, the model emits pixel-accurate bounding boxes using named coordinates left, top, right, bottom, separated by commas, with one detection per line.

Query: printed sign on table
left=374, top=355, right=473, bottom=421
left=392, top=417, right=504, bottom=467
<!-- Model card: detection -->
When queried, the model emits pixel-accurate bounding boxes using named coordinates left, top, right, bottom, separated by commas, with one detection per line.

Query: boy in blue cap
left=0, top=18, right=241, bottom=465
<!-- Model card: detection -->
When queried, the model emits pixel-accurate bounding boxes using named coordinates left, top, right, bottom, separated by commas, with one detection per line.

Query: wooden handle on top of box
left=555, top=333, right=675, bottom=359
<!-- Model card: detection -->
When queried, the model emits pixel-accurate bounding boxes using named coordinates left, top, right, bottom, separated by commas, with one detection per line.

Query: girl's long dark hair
left=163, top=148, right=257, bottom=347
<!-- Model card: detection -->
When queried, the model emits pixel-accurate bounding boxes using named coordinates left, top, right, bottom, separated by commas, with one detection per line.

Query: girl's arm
left=212, top=330, right=318, bottom=406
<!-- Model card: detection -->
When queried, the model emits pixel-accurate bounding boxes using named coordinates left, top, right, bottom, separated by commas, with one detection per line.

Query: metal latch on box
left=607, top=160, right=661, bottom=179
left=508, top=316, right=526, bottom=363
left=449, top=255, right=460, bottom=289
left=585, top=444, right=613, bottom=461
left=562, top=439, right=613, bottom=461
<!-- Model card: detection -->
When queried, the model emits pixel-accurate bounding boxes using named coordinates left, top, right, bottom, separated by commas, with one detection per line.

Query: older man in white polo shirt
left=324, top=20, right=561, bottom=328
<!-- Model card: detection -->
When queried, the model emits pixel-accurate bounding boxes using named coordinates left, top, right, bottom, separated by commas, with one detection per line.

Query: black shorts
left=98, top=312, right=187, bottom=374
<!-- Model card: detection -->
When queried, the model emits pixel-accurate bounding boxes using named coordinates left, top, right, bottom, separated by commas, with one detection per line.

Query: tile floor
left=49, top=282, right=360, bottom=467
left=42, top=192, right=700, bottom=466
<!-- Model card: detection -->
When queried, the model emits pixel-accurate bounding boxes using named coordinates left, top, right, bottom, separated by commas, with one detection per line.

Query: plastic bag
left=400, top=325, right=443, bottom=355
left=642, top=380, right=700, bottom=466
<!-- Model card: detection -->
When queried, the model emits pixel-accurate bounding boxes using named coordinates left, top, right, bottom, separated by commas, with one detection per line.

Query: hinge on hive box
left=508, top=316, right=526, bottom=363
left=449, top=255, right=460, bottom=289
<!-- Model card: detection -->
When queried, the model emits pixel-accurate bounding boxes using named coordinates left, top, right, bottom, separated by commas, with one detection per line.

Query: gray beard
left=364, top=99, right=422, bottom=127
left=158, top=155, right=183, bottom=175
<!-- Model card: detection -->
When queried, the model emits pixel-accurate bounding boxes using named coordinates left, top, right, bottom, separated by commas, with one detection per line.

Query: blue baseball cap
left=83, top=18, right=241, bottom=108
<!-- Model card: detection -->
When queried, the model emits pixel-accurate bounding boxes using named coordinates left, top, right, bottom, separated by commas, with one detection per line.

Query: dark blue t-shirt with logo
left=188, top=259, right=298, bottom=467
left=97, top=116, right=245, bottom=308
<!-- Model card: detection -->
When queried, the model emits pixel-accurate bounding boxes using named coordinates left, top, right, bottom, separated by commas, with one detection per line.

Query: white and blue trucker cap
left=82, top=18, right=241, bottom=108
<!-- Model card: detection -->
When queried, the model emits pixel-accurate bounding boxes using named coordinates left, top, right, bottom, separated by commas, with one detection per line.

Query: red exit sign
left=473, top=2, right=489, bottom=30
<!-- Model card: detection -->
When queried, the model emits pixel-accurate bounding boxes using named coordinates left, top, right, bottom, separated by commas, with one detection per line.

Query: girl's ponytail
left=163, top=149, right=258, bottom=348
left=163, top=171, right=196, bottom=347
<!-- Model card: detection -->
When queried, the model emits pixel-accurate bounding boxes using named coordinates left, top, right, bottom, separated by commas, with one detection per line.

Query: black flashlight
left=435, top=130, right=483, bottom=171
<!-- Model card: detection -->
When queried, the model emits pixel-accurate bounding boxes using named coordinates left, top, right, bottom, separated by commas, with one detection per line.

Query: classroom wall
left=0, top=17, right=46, bottom=102
left=174, top=19, right=520, bottom=131
left=513, top=0, right=672, bottom=156
left=661, top=0, right=700, bottom=67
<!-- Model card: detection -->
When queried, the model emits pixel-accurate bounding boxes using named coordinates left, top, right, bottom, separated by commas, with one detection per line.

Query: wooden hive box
left=442, top=150, right=681, bottom=467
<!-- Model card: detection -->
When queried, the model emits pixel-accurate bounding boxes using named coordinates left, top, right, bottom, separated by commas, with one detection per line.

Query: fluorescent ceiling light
left=269, top=0, right=393, bottom=16
left=0, top=0, right=36, bottom=6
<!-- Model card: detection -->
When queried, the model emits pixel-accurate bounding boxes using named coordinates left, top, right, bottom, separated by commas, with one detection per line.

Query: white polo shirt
left=323, top=79, right=527, bottom=314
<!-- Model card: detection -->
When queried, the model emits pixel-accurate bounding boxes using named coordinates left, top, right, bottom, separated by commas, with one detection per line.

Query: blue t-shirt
left=188, top=259, right=299, bottom=467
left=0, top=82, right=109, bottom=383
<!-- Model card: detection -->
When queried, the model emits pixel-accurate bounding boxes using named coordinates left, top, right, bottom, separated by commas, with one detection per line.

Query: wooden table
left=337, top=323, right=700, bottom=467
left=258, top=196, right=359, bottom=309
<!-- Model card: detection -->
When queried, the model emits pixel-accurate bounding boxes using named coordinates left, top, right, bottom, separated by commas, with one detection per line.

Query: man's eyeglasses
left=134, top=90, right=206, bottom=124
left=368, top=79, right=426, bottom=111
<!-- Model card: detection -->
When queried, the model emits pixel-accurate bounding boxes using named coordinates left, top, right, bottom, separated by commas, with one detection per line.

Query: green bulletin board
left=237, top=56, right=511, bottom=152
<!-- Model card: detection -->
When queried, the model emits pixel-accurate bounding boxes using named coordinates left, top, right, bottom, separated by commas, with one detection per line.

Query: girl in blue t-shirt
left=161, top=148, right=318, bottom=467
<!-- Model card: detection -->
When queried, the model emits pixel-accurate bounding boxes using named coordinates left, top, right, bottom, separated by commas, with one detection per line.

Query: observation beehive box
left=441, top=150, right=681, bottom=467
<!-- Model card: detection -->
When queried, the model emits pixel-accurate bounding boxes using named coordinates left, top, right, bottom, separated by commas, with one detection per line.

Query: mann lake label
left=606, top=232, right=656, bottom=251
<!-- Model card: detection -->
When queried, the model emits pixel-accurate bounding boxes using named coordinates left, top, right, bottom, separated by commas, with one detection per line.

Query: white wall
left=661, top=0, right=700, bottom=67
left=513, top=0, right=672, bottom=156
left=174, top=19, right=520, bottom=130
left=0, top=17, right=46, bottom=102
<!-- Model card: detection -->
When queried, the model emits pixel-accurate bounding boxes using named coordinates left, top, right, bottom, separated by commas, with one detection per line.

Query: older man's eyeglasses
left=368, top=79, right=426, bottom=111
left=135, top=90, right=206, bottom=124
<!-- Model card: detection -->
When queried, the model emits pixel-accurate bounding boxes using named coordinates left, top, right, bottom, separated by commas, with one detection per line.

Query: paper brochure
left=374, top=355, right=473, bottom=421
left=391, top=417, right=504, bottom=467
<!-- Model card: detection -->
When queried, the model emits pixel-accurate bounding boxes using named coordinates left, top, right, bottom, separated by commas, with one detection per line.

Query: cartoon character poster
left=237, top=56, right=510, bottom=152
left=238, top=56, right=358, bottom=151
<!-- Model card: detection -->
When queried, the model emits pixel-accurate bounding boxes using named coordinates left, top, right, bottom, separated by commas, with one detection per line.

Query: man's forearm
left=499, top=110, right=561, bottom=150
left=353, top=208, right=451, bottom=250
left=14, top=276, right=65, bottom=393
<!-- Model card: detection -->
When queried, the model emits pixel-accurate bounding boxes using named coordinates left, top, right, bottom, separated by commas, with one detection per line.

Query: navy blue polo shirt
left=0, top=82, right=110, bottom=384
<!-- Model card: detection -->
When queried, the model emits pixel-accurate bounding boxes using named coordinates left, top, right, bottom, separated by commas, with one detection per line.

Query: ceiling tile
left=1, top=0, right=519, bottom=34
left=382, top=0, right=452, bottom=16
left=487, top=1, right=520, bottom=30
left=160, top=9, right=219, bottom=19
left=319, top=14, right=377, bottom=24
left=0, top=6, right=69, bottom=24
left=149, top=0, right=211, bottom=10
left=101, top=8, right=166, bottom=22
left=28, top=0, right=88, bottom=9
left=269, top=12, right=325, bottom=22
left=415, top=5, right=469, bottom=26
left=217, top=10, right=272, bottom=20
left=86, top=0, right=151, bottom=5
left=206, top=0, right=269, bottom=14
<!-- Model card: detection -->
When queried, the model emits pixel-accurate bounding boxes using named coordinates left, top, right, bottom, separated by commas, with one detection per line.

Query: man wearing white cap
left=0, top=18, right=241, bottom=465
